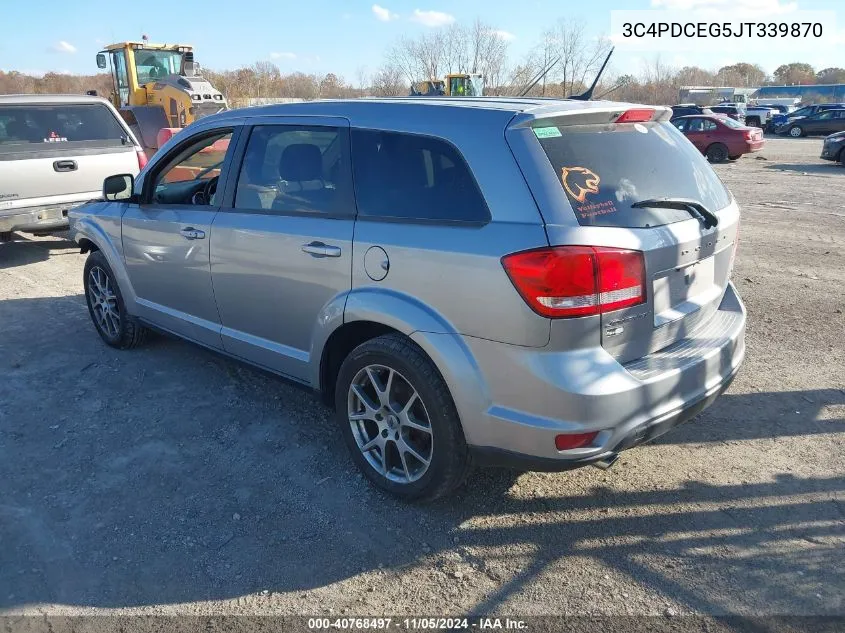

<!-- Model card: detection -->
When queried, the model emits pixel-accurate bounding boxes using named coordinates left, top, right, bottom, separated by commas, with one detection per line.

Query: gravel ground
left=0, top=137, right=843, bottom=618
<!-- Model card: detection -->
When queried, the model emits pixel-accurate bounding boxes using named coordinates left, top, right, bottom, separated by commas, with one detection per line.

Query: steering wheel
left=190, top=176, right=219, bottom=206
left=203, top=176, right=219, bottom=205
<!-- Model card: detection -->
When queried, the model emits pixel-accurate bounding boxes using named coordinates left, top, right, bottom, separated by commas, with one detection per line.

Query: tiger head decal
left=561, top=166, right=600, bottom=203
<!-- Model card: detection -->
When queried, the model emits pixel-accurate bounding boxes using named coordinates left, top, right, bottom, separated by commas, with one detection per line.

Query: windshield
left=532, top=120, right=731, bottom=228
left=792, top=107, right=813, bottom=117
left=720, top=117, right=745, bottom=129
left=134, top=50, right=182, bottom=84
left=449, top=76, right=481, bottom=96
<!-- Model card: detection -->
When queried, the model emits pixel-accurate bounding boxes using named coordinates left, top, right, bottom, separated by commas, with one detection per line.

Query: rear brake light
left=501, top=246, right=646, bottom=318
left=555, top=432, right=598, bottom=450
left=136, top=149, right=148, bottom=170
left=616, top=108, right=655, bottom=123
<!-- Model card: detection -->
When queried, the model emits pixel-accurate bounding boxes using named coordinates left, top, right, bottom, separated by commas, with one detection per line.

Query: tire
left=788, top=125, right=804, bottom=138
left=728, top=155, right=741, bottom=161
left=334, top=333, right=470, bottom=502
left=706, top=143, right=729, bottom=163
left=839, top=149, right=845, bottom=167
left=83, top=250, right=147, bottom=349
left=747, top=116, right=760, bottom=128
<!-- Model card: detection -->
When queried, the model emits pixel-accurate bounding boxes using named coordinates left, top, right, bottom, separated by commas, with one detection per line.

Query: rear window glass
left=351, top=129, right=489, bottom=223
left=0, top=104, right=127, bottom=152
left=532, top=120, right=731, bottom=228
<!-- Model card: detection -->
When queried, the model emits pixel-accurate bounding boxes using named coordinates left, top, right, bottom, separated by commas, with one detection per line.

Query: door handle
left=180, top=227, right=205, bottom=240
left=302, top=241, right=341, bottom=258
left=53, top=160, right=77, bottom=172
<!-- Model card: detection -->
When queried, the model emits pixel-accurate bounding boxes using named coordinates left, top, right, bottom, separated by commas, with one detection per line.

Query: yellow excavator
left=93, top=38, right=227, bottom=157
left=410, top=73, right=485, bottom=97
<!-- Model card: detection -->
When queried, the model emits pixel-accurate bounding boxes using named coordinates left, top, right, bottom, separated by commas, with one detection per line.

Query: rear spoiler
left=509, top=105, right=673, bottom=129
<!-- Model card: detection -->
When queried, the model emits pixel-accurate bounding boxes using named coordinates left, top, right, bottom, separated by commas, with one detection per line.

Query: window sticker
left=533, top=126, right=562, bottom=139
left=560, top=166, right=619, bottom=220
left=43, top=131, right=68, bottom=143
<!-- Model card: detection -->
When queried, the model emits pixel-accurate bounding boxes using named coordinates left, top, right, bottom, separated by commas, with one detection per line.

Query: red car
left=673, top=114, right=765, bottom=162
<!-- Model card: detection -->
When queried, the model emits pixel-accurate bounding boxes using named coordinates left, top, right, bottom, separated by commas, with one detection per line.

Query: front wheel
left=706, top=143, right=729, bottom=163
left=788, top=125, right=804, bottom=138
left=334, top=334, right=470, bottom=502
left=83, top=250, right=147, bottom=349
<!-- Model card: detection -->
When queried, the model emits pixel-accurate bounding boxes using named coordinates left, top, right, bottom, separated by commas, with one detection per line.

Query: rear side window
left=533, top=120, right=731, bottom=228
left=351, top=129, right=489, bottom=223
left=0, top=104, right=127, bottom=154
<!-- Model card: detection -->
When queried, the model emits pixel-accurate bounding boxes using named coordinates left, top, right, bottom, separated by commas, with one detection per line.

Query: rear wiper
left=630, top=198, right=719, bottom=229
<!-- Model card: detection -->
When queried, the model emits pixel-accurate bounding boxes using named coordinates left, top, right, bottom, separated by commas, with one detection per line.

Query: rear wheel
left=83, top=250, right=147, bottom=349
left=334, top=334, right=470, bottom=502
left=728, top=155, right=741, bottom=161
left=746, top=116, right=761, bottom=128
left=788, top=125, right=804, bottom=138
left=706, top=143, right=729, bottom=163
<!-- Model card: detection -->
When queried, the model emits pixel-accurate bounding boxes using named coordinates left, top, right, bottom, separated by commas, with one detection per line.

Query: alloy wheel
left=347, top=364, right=434, bottom=484
left=87, top=266, right=120, bottom=338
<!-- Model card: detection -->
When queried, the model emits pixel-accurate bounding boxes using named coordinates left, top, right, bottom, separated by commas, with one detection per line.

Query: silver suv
left=0, top=94, right=144, bottom=239
left=70, top=98, right=746, bottom=501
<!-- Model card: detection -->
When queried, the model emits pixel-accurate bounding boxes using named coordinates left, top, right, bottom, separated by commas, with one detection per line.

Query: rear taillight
left=136, top=149, right=148, bottom=170
left=501, top=246, right=646, bottom=318
left=616, top=108, right=655, bottom=123
left=744, top=130, right=754, bottom=140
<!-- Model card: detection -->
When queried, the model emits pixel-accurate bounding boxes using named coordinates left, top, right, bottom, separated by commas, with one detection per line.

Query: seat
left=273, top=143, right=332, bottom=212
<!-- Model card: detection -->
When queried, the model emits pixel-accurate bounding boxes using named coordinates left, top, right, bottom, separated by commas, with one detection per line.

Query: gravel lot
left=1, top=137, right=843, bottom=618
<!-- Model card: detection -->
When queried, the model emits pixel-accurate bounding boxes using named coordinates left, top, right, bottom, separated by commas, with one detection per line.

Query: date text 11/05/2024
left=307, top=617, right=528, bottom=630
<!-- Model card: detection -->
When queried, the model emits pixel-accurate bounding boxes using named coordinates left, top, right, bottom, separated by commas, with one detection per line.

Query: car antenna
left=569, top=47, right=614, bottom=101
left=517, top=56, right=561, bottom=97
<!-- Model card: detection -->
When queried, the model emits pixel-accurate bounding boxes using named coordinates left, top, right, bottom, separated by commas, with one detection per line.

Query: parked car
left=820, top=131, right=845, bottom=164
left=771, top=103, right=845, bottom=133
left=710, top=104, right=746, bottom=125
left=756, top=103, right=793, bottom=114
left=779, top=109, right=845, bottom=137
left=670, top=104, right=713, bottom=120
left=0, top=94, right=145, bottom=241
left=70, top=98, right=745, bottom=500
left=673, top=114, right=764, bottom=161
left=743, top=105, right=776, bottom=129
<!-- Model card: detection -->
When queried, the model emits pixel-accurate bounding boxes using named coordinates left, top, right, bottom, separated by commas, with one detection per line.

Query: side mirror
left=103, top=174, right=134, bottom=201
left=96, top=53, right=107, bottom=69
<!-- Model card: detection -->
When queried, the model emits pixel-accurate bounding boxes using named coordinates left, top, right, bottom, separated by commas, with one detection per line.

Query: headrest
left=279, top=143, right=322, bottom=181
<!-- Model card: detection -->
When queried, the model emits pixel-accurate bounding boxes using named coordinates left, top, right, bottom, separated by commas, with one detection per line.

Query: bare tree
left=371, top=63, right=407, bottom=96
left=541, top=19, right=611, bottom=97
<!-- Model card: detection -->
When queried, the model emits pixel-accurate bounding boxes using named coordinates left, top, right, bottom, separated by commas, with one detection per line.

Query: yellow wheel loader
left=93, top=40, right=227, bottom=158
left=410, top=73, right=485, bottom=97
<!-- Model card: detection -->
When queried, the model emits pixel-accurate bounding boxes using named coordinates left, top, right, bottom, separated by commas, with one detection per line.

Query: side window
left=815, top=111, right=834, bottom=120
left=702, top=120, right=718, bottom=131
left=234, top=125, right=353, bottom=215
left=674, top=119, right=688, bottom=132
left=150, top=129, right=232, bottom=206
left=687, top=118, right=704, bottom=132
left=351, top=129, right=489, bottom=223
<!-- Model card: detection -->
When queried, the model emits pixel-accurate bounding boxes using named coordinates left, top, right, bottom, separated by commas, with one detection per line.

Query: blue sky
left=0, top=0, right=841, bottom=80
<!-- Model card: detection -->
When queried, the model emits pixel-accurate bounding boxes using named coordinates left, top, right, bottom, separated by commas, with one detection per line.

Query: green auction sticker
left=533, top=126, right=562, bottom=138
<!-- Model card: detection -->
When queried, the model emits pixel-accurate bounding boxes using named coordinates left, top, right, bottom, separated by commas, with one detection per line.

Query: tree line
left=2, top=18, right=844, bottom=104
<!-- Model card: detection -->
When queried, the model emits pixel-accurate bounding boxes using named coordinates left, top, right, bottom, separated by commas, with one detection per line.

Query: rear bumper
left=464, top=282, right=746, bottom=470
left=0, top=203, right=77, bottom=233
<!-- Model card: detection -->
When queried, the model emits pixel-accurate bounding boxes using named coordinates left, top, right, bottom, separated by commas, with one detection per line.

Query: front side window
left=351, top=129, right=489, bottom=223
left=234, top=125, right=353, bottom=215
left=151, top=130, right=232, bottom=205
